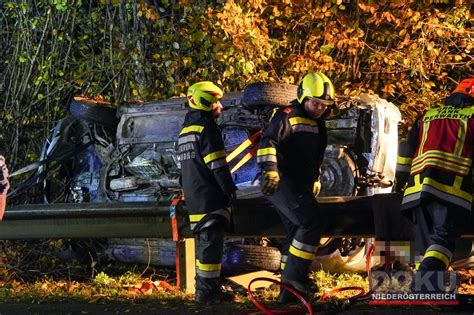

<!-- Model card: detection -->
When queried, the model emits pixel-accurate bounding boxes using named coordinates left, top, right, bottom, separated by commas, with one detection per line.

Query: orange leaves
left=358, top=2, right=378, bottom=15
left=136, top=2, right=158, bottom=22
left=127, top=280, right=176, bottom=296
left=381, top=83, right=396, bottom=96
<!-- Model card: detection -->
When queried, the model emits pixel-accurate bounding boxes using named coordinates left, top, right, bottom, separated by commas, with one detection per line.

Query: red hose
left=320, top=286, right=365, bottom=303
left=247, top=244, right=378, bottom=313
left=247, top=277, right=313, bottom=315
left=0, top=193, right=6, bottom=221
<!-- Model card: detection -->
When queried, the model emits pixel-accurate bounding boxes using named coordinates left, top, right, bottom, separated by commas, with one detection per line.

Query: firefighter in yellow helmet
left=178, top=81, right=237, bottom=303
left=257, top=72, right=335, bottom=303
left=395, top=78, right=474, bottom=290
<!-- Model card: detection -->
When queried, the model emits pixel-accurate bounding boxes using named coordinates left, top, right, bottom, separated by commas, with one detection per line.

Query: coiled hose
left=247, top=243, right=379, bottom=314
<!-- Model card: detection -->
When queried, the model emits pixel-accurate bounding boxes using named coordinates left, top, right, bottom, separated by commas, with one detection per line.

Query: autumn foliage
left=0, top=0, right=472, bottom=168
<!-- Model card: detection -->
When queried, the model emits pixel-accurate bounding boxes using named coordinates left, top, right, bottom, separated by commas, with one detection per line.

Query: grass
left=0, top=266, right=371, bottom=305
left=313, top=270, right=369, bottom=301
left=0, top=240, right=471, bottom=312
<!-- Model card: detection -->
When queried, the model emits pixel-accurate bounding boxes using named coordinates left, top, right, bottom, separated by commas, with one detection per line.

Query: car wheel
left=222, top=244, right=281, bottom=273
left=320, top=148, right=357, bottom=197
left=69, top=98, right=119, bottom=128
left=242, top=83, right=297, bottom=109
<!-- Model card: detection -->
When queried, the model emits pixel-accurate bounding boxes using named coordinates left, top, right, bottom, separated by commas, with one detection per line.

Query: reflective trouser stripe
left=196, top=259, right=221, bottom=278
left=423, top=250, right=450, bottom=267
left=189, top=208, right=231, bottom=230
left=189, top=214, right=206, bottom=230
left=189, top=214, right=206, bottom=222
left=280, top=254, right=287, bottom=270
left=289, top=245, right=315, bottom=261
left=425, top=244, right=453, bottom=262
left=257, top=155, right=277, bottom=163
left=257, top=147, right=276, bottom=156
left=291, top=239, right=318, bottom=253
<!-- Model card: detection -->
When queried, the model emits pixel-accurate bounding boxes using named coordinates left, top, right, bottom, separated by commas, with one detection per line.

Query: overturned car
left=34, top=83, right=403, bottom=273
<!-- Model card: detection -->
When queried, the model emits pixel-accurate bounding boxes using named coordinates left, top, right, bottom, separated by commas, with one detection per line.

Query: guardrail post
left=178, top=237, right=196, bottom=294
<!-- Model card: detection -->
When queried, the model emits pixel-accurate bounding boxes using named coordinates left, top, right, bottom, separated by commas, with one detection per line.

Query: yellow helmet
left=186, top=81, right=223, bottom=111
left=296, top=72, right=335, bottom=104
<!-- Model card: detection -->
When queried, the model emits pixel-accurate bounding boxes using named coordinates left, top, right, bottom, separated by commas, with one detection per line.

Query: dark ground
left=0, top=302, right=472, bottom=315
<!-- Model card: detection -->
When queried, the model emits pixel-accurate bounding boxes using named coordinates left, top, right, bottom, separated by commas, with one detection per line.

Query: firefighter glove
left=261, top=171, right=280, bottom=195
left=394, top=180, right=406, bottom=194
left=313, top=180, right=321, bottom=196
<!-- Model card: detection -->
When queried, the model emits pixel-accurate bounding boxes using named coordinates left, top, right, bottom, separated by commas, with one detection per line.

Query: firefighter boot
left=195, top=287, right=234, bottom=304
left=278, top=276, right=318, bottom=304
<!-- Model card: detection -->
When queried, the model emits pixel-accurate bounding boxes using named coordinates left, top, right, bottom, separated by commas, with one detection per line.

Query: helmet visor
left=304, top=97, right=334, bottom=119
left=306, top=97, right=335, bottom=106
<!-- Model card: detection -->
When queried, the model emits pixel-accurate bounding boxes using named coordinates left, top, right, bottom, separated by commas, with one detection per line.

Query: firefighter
left=0, top=155, right=9, bottom=220
left=395, top=78, right=474, bottom=276
left=257, top=72, right=335, bottom=303
left=178, top=81, right=237, bottom=303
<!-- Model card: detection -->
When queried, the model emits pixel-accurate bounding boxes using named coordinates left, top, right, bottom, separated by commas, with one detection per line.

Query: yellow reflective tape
left=412, top=150, right=471, bottom=166
left=196, top=260, right=221, bottom=271
left=257, top=147, right=276, bottom=156
left=423, top=250, right=449, bottom=267
left=463, top=106, right=474, bottom=116
left=180, top=125, right=204, bottom=135
left=397, top=156, right=413, bottom=165
left=280, top=262, right=286, bottom=270
left=405, top=175, right=471, bottom=202
left=189, top=214, right=206, bottom=222
left=289, top=245, right=315, bottom=261
left=454, top=120, right=467, bottom=156
left=423, top=106, right=474, bottom=121
left=453, top=176, right=463, bottom=189
left=424, top=177, right=472, bottom=201
left=289, top=117, right=316, bottom=126
left=418, top=121, right=429, bottom=156
left=411, top=158, right=470, bottom=175
left=226, top=139, right=252, bottom=162
left=405, top=174, right=421, bottom=195
left=203, top=150, right=226, bottom=164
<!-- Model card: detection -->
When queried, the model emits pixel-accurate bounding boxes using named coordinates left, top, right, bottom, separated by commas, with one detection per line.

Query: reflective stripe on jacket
left=396, top=106, right=474, bottom=212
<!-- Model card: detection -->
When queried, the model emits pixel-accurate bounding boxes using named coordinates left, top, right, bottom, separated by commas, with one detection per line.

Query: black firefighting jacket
left=178, top=110, right=237, bottom=231
left=395, top=102, right=474, bottom=212
left=257, top=101, right=327, bottom=192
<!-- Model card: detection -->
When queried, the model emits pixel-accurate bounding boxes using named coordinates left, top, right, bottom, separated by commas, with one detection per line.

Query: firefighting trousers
left=267, top=177, right=325, bottom=284
left=413, top=200, right=464, bottom=271
left=194, top=225, right=224, bottom=293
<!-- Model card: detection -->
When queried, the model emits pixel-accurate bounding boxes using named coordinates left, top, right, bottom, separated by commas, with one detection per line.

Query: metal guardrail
left=1, top=193, right=473, bottom=239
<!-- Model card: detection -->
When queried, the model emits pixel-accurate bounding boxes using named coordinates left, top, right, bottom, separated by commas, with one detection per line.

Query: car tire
left=69, top=98, right=119, bottom=128
left=319, top=149, right=357, bottom=197
left=222, top=244, right=281, bottom=273
left=242, top=83, right=297, bottom=109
